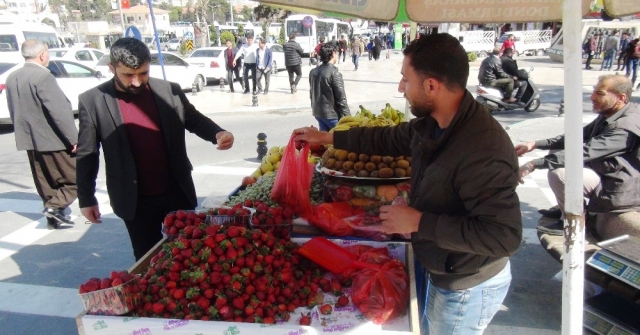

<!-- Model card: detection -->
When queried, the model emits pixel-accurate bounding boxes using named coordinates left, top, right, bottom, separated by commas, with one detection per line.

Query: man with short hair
left=294, top=34, right=522, bottom=335
left=478, top=48, right=517, bottom=103
left=223, top=39, right=241, bottom=93
left=615, top=31, right=631, bottom=72
left=233, top=34, right=258, bottom=94
left=309, top=41, right=351, bottom=131
left=349, top=35, right=364, bottom=71
left=585, top=33, right=600, bottom=70
left=338, top=35, right=348, bottom=63
left=5, top=39, right=78, bottom=230
left=600, top=30, right=620, bottom=71
left=500, top=47, right=528, bottom=103
left=517, top=75, right=640, bottom=233
left=255, top=39, right=272, bottom=95
left=283, top=34, right=304, bottom=94
left=77, top=38, right=234, bottom=260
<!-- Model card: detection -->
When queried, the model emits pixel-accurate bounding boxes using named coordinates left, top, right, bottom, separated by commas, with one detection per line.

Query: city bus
left=317, top=18, right=350, bottom=41
left=285, top=14, right=320, bottom=55
left=0, top=22, right=62, bottom=62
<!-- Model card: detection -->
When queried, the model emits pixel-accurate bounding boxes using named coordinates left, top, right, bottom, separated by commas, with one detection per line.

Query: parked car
left=0, top=60, right=110, bottom=124
left=95, top=51, right=207, bottom=92
left=266, top=43, right=285, bottom=75
left=49, top=48, right=106, bottom=68
left=184, top=47, right=227, bottom=83
left=160, top=38, right=181, bottom=52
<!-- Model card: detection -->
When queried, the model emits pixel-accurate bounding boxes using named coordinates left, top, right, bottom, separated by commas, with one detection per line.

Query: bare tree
left=193, top=0, right=210, bottom=48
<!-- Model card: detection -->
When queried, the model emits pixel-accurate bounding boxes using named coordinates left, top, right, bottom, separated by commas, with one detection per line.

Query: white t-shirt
left=257, top=48, right=267, bottom=69
left=240, top=43, right=258, bottom=64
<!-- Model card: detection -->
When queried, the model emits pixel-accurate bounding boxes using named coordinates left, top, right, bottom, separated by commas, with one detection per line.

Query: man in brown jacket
left=349, top=35, right=365, bottom=71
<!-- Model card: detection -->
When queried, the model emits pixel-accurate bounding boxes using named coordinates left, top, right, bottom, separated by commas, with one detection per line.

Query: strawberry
left=152, top=302, right=165, bottom=314
left=262, top=316, right=275, bottom=324
left=164, top=213, right=176, bottom=226
left=299, top=312, right=311, bottom=326
left=175, top=210, right=187, bottom=220
left=336, top=295, right=349, bottom=307
left=232, top=297, right=245, bottom=310
left=319, top=303, right=333, bottom=315
left=111, top=278, right=123, bottom=287
left=99, top=278, right=111, bottom=290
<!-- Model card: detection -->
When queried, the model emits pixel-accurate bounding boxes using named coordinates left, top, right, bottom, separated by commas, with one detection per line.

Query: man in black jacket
left=283, top=34, right=304, bottom=94
left=478, top=48, right=517, bottom=103
left=309, top=41, right=351, bottom=131
left=500, top=48, right=528, bottom=103
left=223, top=40, right=241, bottom=93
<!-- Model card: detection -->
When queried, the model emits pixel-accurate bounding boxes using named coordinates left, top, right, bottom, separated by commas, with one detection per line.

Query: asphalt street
left=0, top=53, right=637, bottom=335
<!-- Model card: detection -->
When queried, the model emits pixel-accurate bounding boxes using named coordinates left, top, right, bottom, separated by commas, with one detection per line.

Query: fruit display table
left=75, top=238, right=420, bottom=335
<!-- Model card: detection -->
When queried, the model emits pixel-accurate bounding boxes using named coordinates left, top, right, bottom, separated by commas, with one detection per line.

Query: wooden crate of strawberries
left=77, top=222, right=419, bottom=335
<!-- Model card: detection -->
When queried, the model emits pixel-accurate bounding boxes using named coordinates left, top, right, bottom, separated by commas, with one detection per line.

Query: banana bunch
left=357, top=105, right=375, bottom=118
left=330, top=104, right=404, bottom=132
left=380, top=103, right=405, bottom=125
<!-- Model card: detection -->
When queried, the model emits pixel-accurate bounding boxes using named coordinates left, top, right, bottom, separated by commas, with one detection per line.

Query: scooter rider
left=479, top=48, right=517, bottom=103
left=501, top=48, right=528, bottom=104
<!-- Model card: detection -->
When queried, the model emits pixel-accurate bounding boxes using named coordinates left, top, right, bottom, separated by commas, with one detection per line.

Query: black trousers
left=286, top=65, right=302, bottom=87
left=243, top=63, right=257, bottom=93
left=586, top=52, right=594, bottom=68
left=123, top=188, right=192, bottom=260
left=514, top=80, right=528, bottom=100
left=27, top=149, right=77, bottom=210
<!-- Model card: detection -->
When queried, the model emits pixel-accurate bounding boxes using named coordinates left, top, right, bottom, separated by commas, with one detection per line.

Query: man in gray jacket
left=294, top=33, right=522, bottom=335
left=517, top=74, right=640, bottom=233
left=5, top=39, right=77, bottom=229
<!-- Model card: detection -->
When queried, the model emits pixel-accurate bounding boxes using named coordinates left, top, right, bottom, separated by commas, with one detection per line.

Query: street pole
left=229, top=0, right=234, bottom=26
left=117, top=0, right=126, bottom=37
left=73, top=22, right=79, bottom=44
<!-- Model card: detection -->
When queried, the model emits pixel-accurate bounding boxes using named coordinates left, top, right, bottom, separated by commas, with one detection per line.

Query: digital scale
left=584, top=235, right=640, bottom=335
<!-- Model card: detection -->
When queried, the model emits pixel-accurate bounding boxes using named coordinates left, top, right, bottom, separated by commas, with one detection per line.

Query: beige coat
left=350, top=39, right=365, bottom=56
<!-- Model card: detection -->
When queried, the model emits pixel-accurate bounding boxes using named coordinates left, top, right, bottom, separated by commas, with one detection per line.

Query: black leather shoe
left=538, top=207, right=562, bottom=219
left=536, top=220, right=564, bottom=236
left=243, top=90, right=250, bottom=94
left=43, top=207, right=72, bottom=224
left=46, top=217, right=60, bottom=230
left=263, top=90, right=268, bottom=95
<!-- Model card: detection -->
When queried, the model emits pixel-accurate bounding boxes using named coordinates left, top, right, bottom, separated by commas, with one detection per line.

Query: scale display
left=583, top=292, right=640, bottom=335
left=586, top=235, right=640, bottom=290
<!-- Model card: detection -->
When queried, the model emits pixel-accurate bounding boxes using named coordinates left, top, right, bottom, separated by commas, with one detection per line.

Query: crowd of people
left=584, top=29, right=640, bottom=91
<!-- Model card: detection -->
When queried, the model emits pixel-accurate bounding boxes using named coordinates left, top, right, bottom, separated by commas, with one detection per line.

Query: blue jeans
left=626, top=58, right=638, bottom=84
left=315, top=117, right=338, bottom=131
left=416, top=259, right=512, bottom=335
left=352, top=54, right=360, bottom=70
left=600, top=49, right=615, bottom=69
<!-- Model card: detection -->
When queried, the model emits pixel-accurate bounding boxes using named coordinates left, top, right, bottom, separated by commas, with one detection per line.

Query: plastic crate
left=79, top=276, right=141, bottom=316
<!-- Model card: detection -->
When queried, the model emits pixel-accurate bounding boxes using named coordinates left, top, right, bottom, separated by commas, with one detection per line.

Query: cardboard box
left=76, top=238, right=419, bottom=335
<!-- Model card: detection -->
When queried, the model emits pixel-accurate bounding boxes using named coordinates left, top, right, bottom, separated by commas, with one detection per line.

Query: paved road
left=0, top=53, right=634, bottom=334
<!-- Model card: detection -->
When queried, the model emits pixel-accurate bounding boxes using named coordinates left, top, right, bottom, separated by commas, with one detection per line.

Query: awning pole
left=561, top=0, right=585, bottom=334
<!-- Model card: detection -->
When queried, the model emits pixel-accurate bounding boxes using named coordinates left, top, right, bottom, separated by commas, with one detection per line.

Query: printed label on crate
left=284, top=329, right=310, bottom=335
left=123, top=316, right=141, bottom=323
left=163, top=319, right=189, bottom=330
left=93, top=320, right=108, bottom=330
left=130, top=327, right=152, bottom=335
left=222, top=326, right=241, bottom=334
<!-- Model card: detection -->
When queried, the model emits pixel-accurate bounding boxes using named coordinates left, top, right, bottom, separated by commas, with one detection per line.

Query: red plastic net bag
left=351, top=259, right=410, bottom=324
left=270, top=135, right=314, bottom=219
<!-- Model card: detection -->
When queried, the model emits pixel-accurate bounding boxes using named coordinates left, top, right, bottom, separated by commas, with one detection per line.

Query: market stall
left=74, top=106, right=421, bottom=334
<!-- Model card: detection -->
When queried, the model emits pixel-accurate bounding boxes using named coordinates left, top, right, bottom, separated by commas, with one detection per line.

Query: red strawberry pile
left=79, top=270, right=141, bottom=315
left=163, top=206, right=252, bottom=241
left=134, top=225, right=345, bottom=324
left=248, top=200, right=295, bottom=239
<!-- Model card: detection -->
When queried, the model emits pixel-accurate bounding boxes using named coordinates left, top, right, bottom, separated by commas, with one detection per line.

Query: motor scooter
left=475, top=67, right=541, bottom=113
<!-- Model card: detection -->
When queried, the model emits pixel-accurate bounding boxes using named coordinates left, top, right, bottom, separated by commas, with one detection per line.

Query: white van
left=0, top=22, right=62, bottom=63
left=495, top=30, right=552, bottom=56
